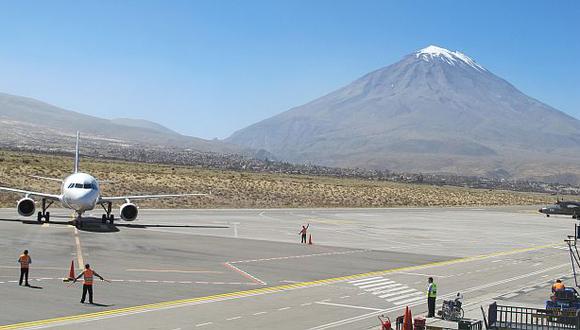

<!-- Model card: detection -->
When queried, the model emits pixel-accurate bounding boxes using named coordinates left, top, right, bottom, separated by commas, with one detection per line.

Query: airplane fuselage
left=539, top=201, right=580, bottom=218
left=61, top=172, right=101, bottom=214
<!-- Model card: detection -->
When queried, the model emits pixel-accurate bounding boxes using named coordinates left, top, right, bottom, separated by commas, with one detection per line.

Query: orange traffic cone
left=63, top=260, right=75, bottom=282
left=308, top=234, right=313, bottom=245
left=403, top=306, right=413, bottom=330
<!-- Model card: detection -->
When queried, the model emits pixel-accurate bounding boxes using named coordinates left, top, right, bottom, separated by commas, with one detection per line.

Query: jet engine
left=17, top=198, right=36, bottom=217
left=120, top=203, right=138, bottom=221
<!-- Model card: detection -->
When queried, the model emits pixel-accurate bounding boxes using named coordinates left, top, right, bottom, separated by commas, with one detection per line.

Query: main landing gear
left=100, top=202, right=115, bottom=224
left=37, top=198, right=53, bottom=222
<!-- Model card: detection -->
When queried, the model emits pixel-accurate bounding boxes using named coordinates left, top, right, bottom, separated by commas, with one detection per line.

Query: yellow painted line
left=125, top=269, right=223, bottom=274
left=0, top=243, right=556, bottom=330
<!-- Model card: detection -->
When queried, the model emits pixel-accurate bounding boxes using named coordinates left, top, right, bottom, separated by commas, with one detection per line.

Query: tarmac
left=0, top=206, right=576, bottom=329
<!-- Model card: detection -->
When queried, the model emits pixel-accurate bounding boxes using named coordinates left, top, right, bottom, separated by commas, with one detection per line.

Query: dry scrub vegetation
left=0, top=150, right=552, bottom=208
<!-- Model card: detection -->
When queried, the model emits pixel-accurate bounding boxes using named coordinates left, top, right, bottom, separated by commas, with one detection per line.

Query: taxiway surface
left=0, top=206, right=573, bottom=329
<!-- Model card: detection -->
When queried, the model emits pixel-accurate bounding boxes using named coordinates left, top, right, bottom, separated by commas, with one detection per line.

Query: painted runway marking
left=229, top=249, right=370, bottom=264
left=350, top=276, right=423, bottom=306
left=125, top=268, right=223, bottom=274
left=226, top=316, right=242, bottom=321
left=0, top=243, right=559, bottom=330
left=223, top=262, right=267, bottom=285
left=308, top=264, right=570, bottom=330
left=253, top=311, right=267, bottom=316
left=501, top=292, right=519, bottom=299
left=348, top=276, right=382, bottom=284
left=393, top=295, right=425, bottom=306
left=315, top=301, right=383, bottom=311
left=195, top=322, right=213, bottom=327
left=277, top=307, right=291, bottom=311
left=73, top=228, right=84, bottom=268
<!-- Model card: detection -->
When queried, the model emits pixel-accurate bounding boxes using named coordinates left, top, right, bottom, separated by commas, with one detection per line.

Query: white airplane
left=0, top=132, right=206, bottom=225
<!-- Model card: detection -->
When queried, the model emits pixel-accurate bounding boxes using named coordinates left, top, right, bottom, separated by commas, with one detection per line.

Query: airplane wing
left=29, top=175, right=64, bottom=183
left=99, top=193, right=208, bottom=203
left=0, top=187, right=61, bottom=201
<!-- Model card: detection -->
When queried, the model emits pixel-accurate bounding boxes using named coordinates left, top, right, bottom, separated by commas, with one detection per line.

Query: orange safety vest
left=18, top=255, right=30, bottom=268
left=553, top=282, right=565, bottom=291
left=83, top=269, right=94, bottom=285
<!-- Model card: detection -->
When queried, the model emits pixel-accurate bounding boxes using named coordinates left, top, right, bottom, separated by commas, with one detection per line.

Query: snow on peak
left=416, top=45, right=486, bottom=71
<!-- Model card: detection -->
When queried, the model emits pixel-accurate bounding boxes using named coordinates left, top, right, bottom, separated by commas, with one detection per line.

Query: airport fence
left=488, top=303, right=580, bottom=329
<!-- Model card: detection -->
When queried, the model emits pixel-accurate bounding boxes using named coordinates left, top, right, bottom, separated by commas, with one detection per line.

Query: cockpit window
left=74, top=183, right=83, bottom=188
left=68, top=183, right=74, bottom=188
left=83, top=183, right=93, bottom=189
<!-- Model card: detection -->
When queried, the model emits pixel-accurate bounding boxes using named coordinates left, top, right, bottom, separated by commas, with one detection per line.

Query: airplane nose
left=539, top=208, right=544, bottom=213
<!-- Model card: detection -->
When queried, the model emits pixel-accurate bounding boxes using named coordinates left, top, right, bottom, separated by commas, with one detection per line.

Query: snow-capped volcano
left=416, top=45, right=486, bottom=71
left=227, top=45, right=580, bottom=183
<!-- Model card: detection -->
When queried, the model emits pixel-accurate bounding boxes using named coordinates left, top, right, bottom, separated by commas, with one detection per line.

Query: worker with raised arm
left=17, top=250, right=31, bottom=286
left=299, top=224, right=310, bottom=244
left=74, top=264, right=105, bottom=304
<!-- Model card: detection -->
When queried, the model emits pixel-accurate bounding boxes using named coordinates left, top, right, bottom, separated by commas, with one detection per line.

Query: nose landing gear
left=37, top=198, right=53, bottom=222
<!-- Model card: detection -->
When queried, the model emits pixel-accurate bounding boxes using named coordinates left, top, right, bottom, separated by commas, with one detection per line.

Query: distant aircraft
left=539, top=200, right=580, bottom=219
left=0, top=132, right=206, bottom=224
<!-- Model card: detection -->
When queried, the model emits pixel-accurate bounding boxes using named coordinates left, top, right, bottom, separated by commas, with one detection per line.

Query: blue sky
left=0, top=1, right=578, bottom=139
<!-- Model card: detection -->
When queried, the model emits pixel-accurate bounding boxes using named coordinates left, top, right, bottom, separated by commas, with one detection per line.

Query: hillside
left=0, top=91, right=250, bottom=155
left=0, top=150, right=552, bottom=209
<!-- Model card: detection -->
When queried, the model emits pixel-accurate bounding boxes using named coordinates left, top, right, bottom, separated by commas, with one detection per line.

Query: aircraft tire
left=45, top=212, right=50, bottom=222
left=101, top=214, right=107, bottom=224
left=109, top=214, right=114, bottom=224
left=37, top=212, right=42, bottom=222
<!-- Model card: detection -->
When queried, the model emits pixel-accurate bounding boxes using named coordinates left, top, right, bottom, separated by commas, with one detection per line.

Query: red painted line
left=223, top=262, right=267, bottom=286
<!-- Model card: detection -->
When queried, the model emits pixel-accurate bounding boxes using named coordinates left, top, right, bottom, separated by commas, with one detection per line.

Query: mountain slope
left=227, top=45, right=580, bottom=182
left=0, top=92, right=247, bottom=154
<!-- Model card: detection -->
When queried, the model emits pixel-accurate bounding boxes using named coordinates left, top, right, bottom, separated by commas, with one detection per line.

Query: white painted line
left=339, top=295, right=350, bottom=299
left=377, top=288, right=414, bottom=298
left=253, top=312, right=268, bottom=316
left=361, top=281, right=402, bottom=292
left=502, top=292, right=519, bottom=299
left=358, top=280, right=396, bottom=289
left=352, top=278, right=389, bottom=286
left=278, top=307, right=291, bottom=311
left=226, top=316, right=242, bottom=321
left=365, top=283, right=401, bottom=292
left=386, top=291, right=423, bottom=302
left=348, top=277, right=383, bottom=284
left=308, top=264, right=570, bottom=330
left=301, top=303, right=312, bottom=306
left=521, top=287, right=536, bottom=293
left=196, top=322, right=213, bottom=327
left=393, top=295, right=425, bottom=306
left=315, top=301, right=383, bottom=311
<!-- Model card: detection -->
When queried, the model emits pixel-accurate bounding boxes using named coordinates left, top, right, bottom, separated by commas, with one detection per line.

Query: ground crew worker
left=18, top=250, right=31, bottom=286
left=427, top=277, right=437, bottom=317
left=73, top=264, right=105, bottom=304
left=552, top=279, right=565, bottom=293
left=299, top=224, right=310, bottom=244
